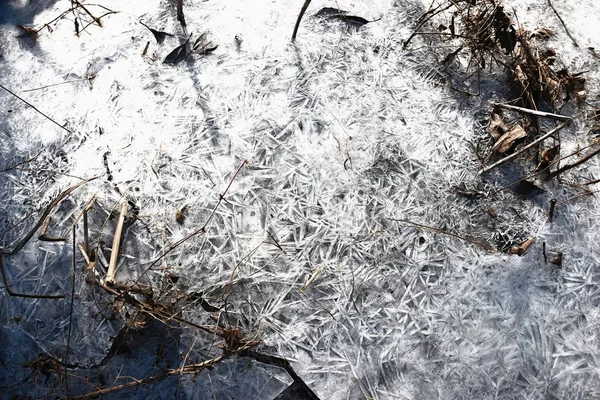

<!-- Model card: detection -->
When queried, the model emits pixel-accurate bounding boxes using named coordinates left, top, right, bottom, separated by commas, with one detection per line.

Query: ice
left=2, top=0, right=600, bottom=398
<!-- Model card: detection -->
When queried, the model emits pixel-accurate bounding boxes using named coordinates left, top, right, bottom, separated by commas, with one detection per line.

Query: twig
left=21, top=80, right=83, bottom=93
left=403, top=2, right=455, bottom=49
left=479, top=120, right=570, bottom=174
left=38, top=216, right=66, bottom=242
left=547, top=0, right=579, bottom=48
left=0, top=151, right=42, bottom=172
left=69, top=347, right=258, bottom=400
left=492, top=102, right=572, bottom=121
left=386, top=218, right=496, bottom=251
left=7, top=177, right=97, bottom=256
left=77, top=10, right=118, bottom=35
left=492, top=141, right=598, bottom=193
left=136, top=161, right=247, bottom=282
left=64, top=227, right=77, bottom=395
left=72, top=0, right=104, bottom=27
left=548, top=199, right=557, bottom=222
left=292, top=0, right=312, bottom=41
left=0, top=84, right=71, bottom=133
left=0, top=253, right=65, bottom=299
left=546, top=147, right=600, bottom=181
left=105, top=201, right=128, bottom=285
left=556, top=188, right=600, bottom=207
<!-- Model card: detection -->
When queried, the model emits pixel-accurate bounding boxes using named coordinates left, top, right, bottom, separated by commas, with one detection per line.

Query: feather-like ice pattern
left=1, top=0, right=600, bottom=399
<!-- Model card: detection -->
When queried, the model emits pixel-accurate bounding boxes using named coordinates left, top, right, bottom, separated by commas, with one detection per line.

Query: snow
left=1, top=0, right=600, bottom=398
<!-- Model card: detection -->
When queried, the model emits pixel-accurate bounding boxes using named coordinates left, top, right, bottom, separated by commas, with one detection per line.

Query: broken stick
left=479, top=120, right=570, bottom=174
left=105, top=201, right=128, bottom=285
left=491, top=102, right=572, bottom=122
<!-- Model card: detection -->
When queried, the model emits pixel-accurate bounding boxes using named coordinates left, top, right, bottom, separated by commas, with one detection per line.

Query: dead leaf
left=491, top=124, right=527, bottom=154
left=550, top=252, right=563, bottom=267
left=17, top=25, right=38, bottom=40
left=493, top=6, right=516, bottom=54
left=532, top=27, right=554, bottom=40
left=513, top=65, right=528, bottom=87
left=140, top=21, right=174, bottom=44
left=576, top=90, right=587, bottom=102
left=164, top=34, right=192, bottom=64
left=314, top=7, right=378, bottom=29
left=488, top=112, right=507, bottom=140
left=541, top=145, right=560, bottom=164
left=176, top=205, right=187, bottom=224
left=443, top=46, right=463, bottom=65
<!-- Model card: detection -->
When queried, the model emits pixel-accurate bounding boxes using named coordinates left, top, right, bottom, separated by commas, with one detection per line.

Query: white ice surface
left=1, top=0, right=600, bottom=399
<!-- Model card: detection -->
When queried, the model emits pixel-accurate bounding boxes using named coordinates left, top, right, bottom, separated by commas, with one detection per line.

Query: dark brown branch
left=386, top=218, right=496, bottom=251
left=547, top=0, right=578, bottom=48
left=136, top=161, right=247, bottom=282
left=403, top=2, right=455, bottom=49
left=292, top=0, right=312, bottom=41
left=546, top=147, right=600, bottom=181
left=0, top=84, right=72, bottom=133
left=7, top=177, right=97, bottom=256
left=0, top=253, right=65, bottom=299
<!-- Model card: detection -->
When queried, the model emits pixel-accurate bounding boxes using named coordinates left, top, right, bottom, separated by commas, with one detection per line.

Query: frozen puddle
left=1, top=0, right=600, bottom=398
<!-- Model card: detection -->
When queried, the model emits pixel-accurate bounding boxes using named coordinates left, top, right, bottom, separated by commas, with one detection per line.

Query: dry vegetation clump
left=402, top=0, right=599, bottom=205
left=0, top=163, right=316, bottom=398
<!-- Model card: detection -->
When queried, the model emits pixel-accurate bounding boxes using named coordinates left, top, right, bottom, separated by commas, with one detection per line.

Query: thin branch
left=21, top=80, right=83, bottom=93
left=0, top=151, right=42, bottom=173
left=386, top=218, right=496, bottom=251
left=72, top=0, right=104, bottom=27
left=7, top=177, right=97, bottom=256
left=64, top=227, right=77, bottom=395
left=0, top=84, right=72, bottom=133
left=292, top=0, right=312, bottom=41
left=105, top=201, right=128, bottom=285
left=492, top=102, right=572, bottom=122
left=494, top=140, right=600, bottom=193
left=479, top=120, right=570, bottom=174
left=547, top=0, right=579, bottom=48
left=0, top=253, right=65, bottom=299
left=546, top=147, right=600, bottom=181
left=556, top=188, right=600, bottom=207
left=136, top=161, right=247, bottom=282
left=403, top=2, right=455, bottom=49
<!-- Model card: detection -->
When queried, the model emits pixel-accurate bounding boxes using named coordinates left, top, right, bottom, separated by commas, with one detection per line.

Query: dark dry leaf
left=17, top=25, right=38, bottom=40
left=442, top=46, right=463, bottom=65
left=550, top=252, right=563, bottom=267
left=491, top=124, right=527, bottom=154
left=493, top=6, right=516, bottom=54
left=314, top=7, right=348, bottom=17
left=514, top=180, right=545, bottom=196
left=541, top=145, right=560, bottom=164
left=531, top=27, right=554, bottom=40
left=176, top=204, right=187, bottom=224
left=197, top=44, right=218, bottom=55
left=164, top=35, right=192, bottom=64
left=184, top=33, right=218, bottom=61
left=140, top=21, right=174, bottom=44
left=314, top=7, right=378, bottom=29
left=488, top=112, right=508, bottom=140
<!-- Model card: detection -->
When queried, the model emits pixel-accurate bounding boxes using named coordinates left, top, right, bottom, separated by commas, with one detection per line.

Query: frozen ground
left=1, top=0, right=600, bottom=398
